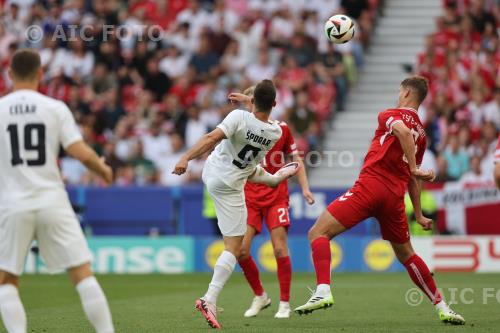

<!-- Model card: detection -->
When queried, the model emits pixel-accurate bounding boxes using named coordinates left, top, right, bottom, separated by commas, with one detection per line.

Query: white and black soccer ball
left=324, top=14, right=355, bottom=44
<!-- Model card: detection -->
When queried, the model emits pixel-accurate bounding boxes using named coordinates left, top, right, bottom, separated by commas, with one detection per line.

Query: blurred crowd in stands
left=0, top=0, right=380, bottom=186
left=417, top=0, right=499, bottom=186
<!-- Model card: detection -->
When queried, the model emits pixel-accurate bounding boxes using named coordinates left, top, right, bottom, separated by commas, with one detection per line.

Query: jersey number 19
left=7, top=123, right=46, bottom=166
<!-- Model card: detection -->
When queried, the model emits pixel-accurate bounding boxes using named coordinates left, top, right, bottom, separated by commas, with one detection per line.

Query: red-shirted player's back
left=245, top=122, right=297, bottom=208
left=359, top=107, right=427, bottom=197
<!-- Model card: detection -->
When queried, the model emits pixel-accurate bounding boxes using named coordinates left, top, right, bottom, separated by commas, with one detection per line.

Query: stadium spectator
left=0, top=0, right=380, bottom=186
left=416, top=0, right=499, bottom=185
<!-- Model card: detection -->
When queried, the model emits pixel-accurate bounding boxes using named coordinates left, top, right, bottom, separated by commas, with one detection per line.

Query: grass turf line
left=5, top=273, right=499, bottom=332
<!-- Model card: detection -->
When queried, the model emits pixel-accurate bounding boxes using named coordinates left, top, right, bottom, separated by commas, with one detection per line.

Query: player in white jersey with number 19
left=0, top=49, right=115, bottom=333
left=173, top=79, right=299, bottom=329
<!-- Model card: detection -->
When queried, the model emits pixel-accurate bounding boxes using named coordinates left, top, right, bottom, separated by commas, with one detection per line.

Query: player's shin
left=403, top=254, right=442, bottom=304
left=76, top=276, right=115, bottom=333
left=204, top=250, right=237, bottom=305
left=276, top=256, right=291, bottom=302
left=311, top=237, right=332, bottom=292
left=238, top=256, right=264, bottom=296
left=0, top=284, right=27, bottom=333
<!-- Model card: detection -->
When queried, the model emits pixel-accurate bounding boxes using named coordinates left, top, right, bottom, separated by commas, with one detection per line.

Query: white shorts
left=203, top=169, right=247, bottom=237
left=0, top=203, right=92, bottom=276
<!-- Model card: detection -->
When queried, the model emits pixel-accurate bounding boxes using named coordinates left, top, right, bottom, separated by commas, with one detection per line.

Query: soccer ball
left=324, top=14, right=355, bottom=44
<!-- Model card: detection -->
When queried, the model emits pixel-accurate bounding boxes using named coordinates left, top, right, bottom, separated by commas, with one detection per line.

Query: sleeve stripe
left=385, top=116, right=394, bottom=129
left=495, top=149, right=500, bottom=162
left=389, top=120, right=404, bottom=134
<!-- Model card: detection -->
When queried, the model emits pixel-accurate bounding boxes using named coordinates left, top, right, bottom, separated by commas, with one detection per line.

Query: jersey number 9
left=232, top=144, right=261, bottom=169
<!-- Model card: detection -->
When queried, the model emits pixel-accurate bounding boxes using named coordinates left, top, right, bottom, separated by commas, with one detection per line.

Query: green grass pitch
left=6, top=273, right=500, bottom=332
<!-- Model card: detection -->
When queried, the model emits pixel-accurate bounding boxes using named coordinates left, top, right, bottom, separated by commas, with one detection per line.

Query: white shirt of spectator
left=142, top=134, right=172, bottom=166
left=204, top=109, right=282, bottom=190
left=420, top=148, right=438, bottom=174
left=159, top=54, right=190, bottom=79
left=49, top=48, right=95, bottom=81
left=176, top=7, right=211, bottom=40
left=0, top=89, right=82, bottom=212
left=60, top=156, right=88, bottom=185
left=158, top=150, right=188, bottom=186
left=185, top=118, right=208, bottom=148
left=245, top=61, right=277, bottom=84
left=483, top=99, right=500, bottom=129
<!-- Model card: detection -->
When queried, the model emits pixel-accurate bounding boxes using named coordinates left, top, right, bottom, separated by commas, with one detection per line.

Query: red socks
left=238, top=256, right=264, bottom=296
left=404, top=254, right=442, bottom=304
left=239, top=255, right=292, bottom=302
left=311, top=237, right=331, bottom=285
left=276, top=256, right=291, bottom=302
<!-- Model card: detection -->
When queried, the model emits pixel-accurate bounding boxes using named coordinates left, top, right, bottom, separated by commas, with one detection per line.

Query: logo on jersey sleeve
left=339, top=191, right=354, bottom=202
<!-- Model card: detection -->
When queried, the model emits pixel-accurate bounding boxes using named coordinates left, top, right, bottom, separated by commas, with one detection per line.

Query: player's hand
left=172, top=157, right=188, bottom=175
left=416, top=216, right=433, bottom=231
left=303, top=189, right=315, bottom=205
left=228, top=93, right=250, bottom=105
left=411, top=168, right=436, bottom=182
left=101, top=164, right=113, bottom=186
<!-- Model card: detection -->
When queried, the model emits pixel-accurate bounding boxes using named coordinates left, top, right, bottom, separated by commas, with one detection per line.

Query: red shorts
left=327, top=177, right=409, bottom=244
left=247, top=202, right=290, bottom=234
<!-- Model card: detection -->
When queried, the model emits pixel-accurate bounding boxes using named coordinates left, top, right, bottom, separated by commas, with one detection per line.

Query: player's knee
left=273, top=246, right=288, bottom=258
left=239, top=247, right=250, bottom=260
left=393, top=247, right=415, bottom=264
left=308, top=227, right=321, bottom=242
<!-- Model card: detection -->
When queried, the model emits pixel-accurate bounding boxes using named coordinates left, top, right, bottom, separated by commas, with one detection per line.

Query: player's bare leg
left=391, top=241, right=465, bottom=325
left=68, top=263, right=115, bottom=333
left=238, top=226, right=271, bottom=317
left=270, top=226, right=292, bottom=318
left=197, top=236, right=243, bottom=329
left=0, top=271, right=26, bottom=333
left=294, top=210, right=346, bottom=315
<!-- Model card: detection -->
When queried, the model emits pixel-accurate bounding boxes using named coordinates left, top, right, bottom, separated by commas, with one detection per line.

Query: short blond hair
left=243, top=85, right=256, bottom=97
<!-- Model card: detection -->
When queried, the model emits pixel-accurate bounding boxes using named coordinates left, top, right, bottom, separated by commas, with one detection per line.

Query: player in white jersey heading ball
left=173, top=79, right=299, bottom=329
left=0, top=49, right=115, bottom=333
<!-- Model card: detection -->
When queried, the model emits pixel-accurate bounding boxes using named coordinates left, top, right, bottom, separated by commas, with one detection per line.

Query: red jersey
left=245, top=122, right=297, bottom=207
left=495, top=134, right=500, bottom=163
left=359, top=108, right=427, bottom=197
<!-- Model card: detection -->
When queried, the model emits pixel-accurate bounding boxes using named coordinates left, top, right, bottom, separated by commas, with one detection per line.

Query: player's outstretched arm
left=408, top=176, right=432, bottom=230
left=392, top=122, right=434, bottom=182
left=228, top=92, right=252, bottom=110
left=292, top=155, right=315, bottom=205
left=172, top=128, right=226, bottom=175
left=65, top=141, right=113, bottom=185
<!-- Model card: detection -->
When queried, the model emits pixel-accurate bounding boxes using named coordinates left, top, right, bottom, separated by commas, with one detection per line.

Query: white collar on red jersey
left=398, top=107, right=418, bottom=113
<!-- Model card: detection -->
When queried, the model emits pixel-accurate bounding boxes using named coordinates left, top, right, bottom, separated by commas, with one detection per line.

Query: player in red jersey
left=294, top=76, right=465, bottom=325
left=494, top=133, right=500, bottom=189
left=228, top=89, right=315, bottom=319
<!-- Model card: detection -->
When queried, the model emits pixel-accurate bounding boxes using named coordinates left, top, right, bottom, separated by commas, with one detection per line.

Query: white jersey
left=204, top=109, right=282, bottom=190
left=0, top=89, right=82, bottom=212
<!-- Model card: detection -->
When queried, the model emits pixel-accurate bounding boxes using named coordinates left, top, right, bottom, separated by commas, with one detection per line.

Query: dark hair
left=253, top=79, right=276, bottom=112
left=10, top=49, right=41, bottom=81
left=401, top=76, right=429, bottom=104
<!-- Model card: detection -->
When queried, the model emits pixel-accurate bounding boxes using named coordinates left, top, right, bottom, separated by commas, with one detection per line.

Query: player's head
left=252, top=79, right=276, bottom=113
left=398, top=76, right=428, bottom=108
left=9, top=48, right=42, bottom=85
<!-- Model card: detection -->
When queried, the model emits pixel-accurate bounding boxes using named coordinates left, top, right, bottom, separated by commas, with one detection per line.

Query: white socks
left=248, top=165, right=280, bottom=187
left=76, top=276, right=114, bottom=333
left=0, top=284, right=26, bottom=333
left=316, top=284, right=331, bottom=295
left=204, top=250, right=237, bottom=305
left=435, top=300, right=448, bottom=311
